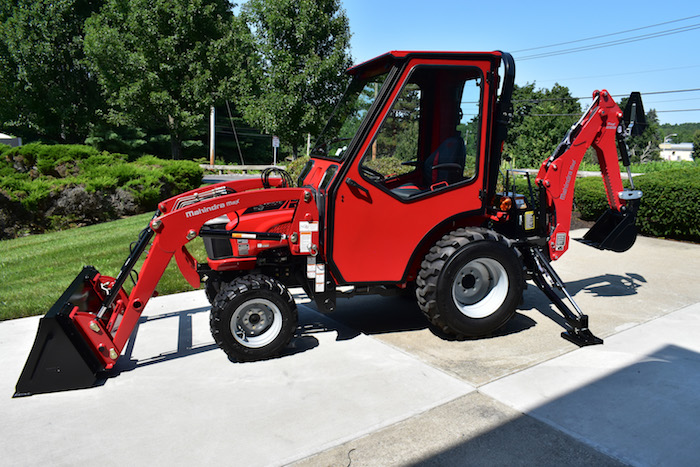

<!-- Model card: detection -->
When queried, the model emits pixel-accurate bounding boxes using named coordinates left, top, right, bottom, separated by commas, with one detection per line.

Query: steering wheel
left=361, top=166, right=385, bottom=182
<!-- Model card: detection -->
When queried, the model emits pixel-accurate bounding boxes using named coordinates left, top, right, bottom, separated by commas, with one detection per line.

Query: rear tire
left=210, top=274, right=297, bottom=362
left=416, top=228, right=524, bottom=338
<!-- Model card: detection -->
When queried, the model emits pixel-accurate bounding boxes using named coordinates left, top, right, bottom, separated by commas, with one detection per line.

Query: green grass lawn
left=0, top=213, right=207, bottom=320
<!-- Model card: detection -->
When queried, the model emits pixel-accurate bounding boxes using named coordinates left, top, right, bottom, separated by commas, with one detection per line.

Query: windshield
left=311, top=71, right=388, bottom=159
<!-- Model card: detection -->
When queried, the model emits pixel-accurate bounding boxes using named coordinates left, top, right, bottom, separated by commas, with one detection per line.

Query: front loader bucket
left=14, top=267, right=105, bottom=397
left=578, top=204, right=638, bottom=253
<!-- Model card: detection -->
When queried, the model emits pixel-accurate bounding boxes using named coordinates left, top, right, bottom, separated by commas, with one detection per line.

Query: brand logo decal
left=185, top=199, right=240, bottom=218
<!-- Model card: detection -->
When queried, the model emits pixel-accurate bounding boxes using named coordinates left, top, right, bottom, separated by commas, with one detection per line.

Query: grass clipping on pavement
left=0, top=213, right=207, bottom=320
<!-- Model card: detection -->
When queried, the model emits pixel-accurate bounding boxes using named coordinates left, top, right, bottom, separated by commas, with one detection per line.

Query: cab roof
left=347, top=50, right=504, bottom=78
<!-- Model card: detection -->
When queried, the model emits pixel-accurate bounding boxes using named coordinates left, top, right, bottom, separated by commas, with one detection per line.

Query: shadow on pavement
left=110, top=306, right=217, bottom=375
left=415, top=345, right=700, bottom=466
left=109, top=303, right=358, bottom=376
left=566, top=272, right=646, bottom=297
left=109, top=271, right=648, bottom=376
left=321, top=294, right=537, bottom=341
left=524, top=272, right=647, bottom=331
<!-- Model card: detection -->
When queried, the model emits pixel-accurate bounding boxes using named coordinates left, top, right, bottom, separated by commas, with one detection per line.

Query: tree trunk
left=170, top=135, right=182, bottom=160
left=168, top=115, right=181, bottom=159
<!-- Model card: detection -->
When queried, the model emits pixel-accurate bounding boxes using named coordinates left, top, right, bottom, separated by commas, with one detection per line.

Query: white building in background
left=659, top=138, right=693, bottom=162
left=0, top=132, right=22, bottom=147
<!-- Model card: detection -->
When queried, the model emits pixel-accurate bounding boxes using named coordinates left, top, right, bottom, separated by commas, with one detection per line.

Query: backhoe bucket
left=15, top=267, right=106, bottom=397
left=578, top=203, right=639, bottom=253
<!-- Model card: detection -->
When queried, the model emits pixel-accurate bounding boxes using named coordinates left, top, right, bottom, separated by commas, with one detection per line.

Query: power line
left=644, top=97, right=700, bottom=104
left=626, top=87, right=700, bottom=97
left=532, top=109, right=700, bottom=117
left=535, top=63, right=700, bottom=84
left=463, top=88, right=700, bottom=106
left=531, top=113, right=582, bottom=117
left=512, top=14, right=700, bottom=54
left=518, top=22, right=700, bottom=60
left=656, top=108, right=700, bottom=113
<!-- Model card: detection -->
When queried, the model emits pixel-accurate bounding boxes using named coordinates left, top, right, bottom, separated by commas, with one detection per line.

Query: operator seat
left=393, top=135, right=466, bottom=197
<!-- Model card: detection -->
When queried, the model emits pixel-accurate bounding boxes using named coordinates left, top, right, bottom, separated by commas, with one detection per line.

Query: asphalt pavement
left=2, top=229, right=699, bottom=466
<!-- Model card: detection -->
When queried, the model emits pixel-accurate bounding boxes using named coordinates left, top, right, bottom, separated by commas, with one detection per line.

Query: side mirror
left=623, top=92, right=647, bottom=137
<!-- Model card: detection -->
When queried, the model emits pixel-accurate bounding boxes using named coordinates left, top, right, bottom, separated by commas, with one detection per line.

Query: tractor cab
left=299, top=51, right=514, bottom=285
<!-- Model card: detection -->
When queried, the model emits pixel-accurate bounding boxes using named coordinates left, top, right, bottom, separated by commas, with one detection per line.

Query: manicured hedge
left=573, top=177, right=614, bottom=221
left=0, top=144, right=203, bottom=239
left=574, top=167, right=700, bottom=242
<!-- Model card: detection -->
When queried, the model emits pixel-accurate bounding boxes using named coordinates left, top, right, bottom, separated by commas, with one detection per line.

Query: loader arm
left=535, top=90, right=642, bottom=260
left=15, top=178, right=320, bottom=396
left=111, top=184, right=318, bottom=350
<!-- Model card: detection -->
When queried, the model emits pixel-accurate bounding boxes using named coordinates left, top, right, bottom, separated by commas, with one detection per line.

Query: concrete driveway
left=2, top=230, right=699, bottom=466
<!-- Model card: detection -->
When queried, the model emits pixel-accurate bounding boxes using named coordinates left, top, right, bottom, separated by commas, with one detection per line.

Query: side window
left=460, top=77, right=481, bottom=179
left=319, top=165, right=338, bottom=191
left=359, top=66, right=483, bottom=197
left=361, top=83, right=421, bottom=180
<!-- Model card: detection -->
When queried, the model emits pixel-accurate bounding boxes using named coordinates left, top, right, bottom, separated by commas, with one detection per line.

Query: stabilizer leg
left=529, top=247, right=603, bottom=347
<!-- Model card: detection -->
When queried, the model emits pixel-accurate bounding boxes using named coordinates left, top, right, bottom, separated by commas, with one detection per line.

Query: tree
left=626, top=108, right=662, bottom=163
left=84, top=0, right=250, bottom=159
left=0, top=0, right=104, bottom=143
left=692, top=130, right=700, bottom=160
left=375, top=83, right=420, bottom=161
left=503, top=83, right=581, bottom=168
left=237, top=0, right=353, bottom=159
left=616, top=96, right=663, bottom=163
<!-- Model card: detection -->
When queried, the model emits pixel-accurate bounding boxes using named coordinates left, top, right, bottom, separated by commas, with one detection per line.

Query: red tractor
left=16, top=51, right=644, bottom=396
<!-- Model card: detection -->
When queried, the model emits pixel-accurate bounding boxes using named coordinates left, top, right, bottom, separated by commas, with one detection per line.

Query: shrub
left=633, top=168, right=700, bottom=241
left=573, top=177, right=610, bottom=221
left=0, top=144, right=203, bottom=239
left=573, top=167, right=700, bottom=242
left=364, top=156, right=412, bottom=177
left=285, top=155, right=310, bottom=184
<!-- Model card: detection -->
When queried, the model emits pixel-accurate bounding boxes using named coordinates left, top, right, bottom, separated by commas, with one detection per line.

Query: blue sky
left=342, top=0, right=700, bottom=126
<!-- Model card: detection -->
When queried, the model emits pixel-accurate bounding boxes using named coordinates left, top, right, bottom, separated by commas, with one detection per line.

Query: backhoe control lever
left=528, top=247, right=603, bottom=347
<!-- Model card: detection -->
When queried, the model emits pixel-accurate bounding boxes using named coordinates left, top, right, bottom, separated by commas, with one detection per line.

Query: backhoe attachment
left=535, top=90, right=644, bottom=260
left=578, top=92, right=646, bottom=253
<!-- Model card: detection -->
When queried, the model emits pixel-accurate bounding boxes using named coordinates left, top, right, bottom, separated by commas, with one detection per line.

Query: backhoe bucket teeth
left=578, top=205, right=638, bottom=253
left=15, top=267, right=105, bottom=397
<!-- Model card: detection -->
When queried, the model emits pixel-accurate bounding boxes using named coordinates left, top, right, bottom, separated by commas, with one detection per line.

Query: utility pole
left=209, top=106, right=215, bottom=165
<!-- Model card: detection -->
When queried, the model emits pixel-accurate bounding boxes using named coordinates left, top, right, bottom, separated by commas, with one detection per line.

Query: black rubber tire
left=210, top=274, right=298, bottom=362
left=204, top=279, right=221, bottom=305
left=416, top=228, right=524, bottom=338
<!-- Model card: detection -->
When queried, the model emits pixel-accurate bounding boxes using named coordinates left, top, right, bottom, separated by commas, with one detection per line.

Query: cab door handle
left=345, top=177, right=370, bottom=197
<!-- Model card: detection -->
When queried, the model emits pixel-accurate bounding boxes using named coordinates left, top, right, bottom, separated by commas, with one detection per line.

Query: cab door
left=327, top=57, right=499, bottom=284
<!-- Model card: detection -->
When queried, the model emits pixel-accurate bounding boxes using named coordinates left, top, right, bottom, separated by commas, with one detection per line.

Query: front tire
left=416, top=228, right=524, bottom=338
left=210, top=274, right=297, bottom=362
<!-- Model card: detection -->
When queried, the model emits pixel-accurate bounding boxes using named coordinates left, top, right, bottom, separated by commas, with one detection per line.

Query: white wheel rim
left=451, top=257, right=509, bottom=319
left=230, top=298, right=283, bottom=348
